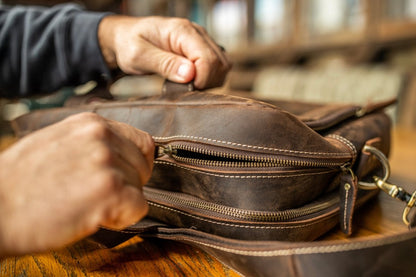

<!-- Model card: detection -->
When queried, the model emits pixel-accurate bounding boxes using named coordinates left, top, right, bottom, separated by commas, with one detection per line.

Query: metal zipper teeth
left=146, top=189, right=339, bottom=222
left=166, top=144, right=344, bottom=168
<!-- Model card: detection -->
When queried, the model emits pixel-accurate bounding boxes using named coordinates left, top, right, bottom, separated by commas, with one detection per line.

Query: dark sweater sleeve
left=0, top=3, right=112, bottom=98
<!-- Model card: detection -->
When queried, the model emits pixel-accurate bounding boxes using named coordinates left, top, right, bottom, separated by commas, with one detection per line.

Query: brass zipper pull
left=154, top=144, right=177, bottom=159
left=340, top=164, right=358, bottom=235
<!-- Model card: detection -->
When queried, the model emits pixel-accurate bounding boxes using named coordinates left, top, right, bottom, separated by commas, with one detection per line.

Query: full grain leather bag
left=12, top=82, right=416, bottom=276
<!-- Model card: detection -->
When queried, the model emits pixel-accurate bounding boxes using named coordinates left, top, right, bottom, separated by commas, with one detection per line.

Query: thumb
left=128, top=40, right=196, bottom=83
left=161, top=55, right=196, bottom=83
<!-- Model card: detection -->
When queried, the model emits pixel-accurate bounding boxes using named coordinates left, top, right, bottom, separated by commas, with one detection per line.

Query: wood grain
left=0, top=236, right=239, bottom=276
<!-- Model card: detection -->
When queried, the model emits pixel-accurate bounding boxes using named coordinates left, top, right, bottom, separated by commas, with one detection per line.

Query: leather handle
left=162, top=79, right=194, bottom=95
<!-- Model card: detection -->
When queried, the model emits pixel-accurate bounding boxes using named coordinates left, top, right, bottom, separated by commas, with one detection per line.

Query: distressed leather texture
left=12, top=82, right=412, bottom=277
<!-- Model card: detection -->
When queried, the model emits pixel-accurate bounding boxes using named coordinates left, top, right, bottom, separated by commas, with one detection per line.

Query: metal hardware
left=373, top=176, right=403, bottom=199
left=359, top=145, right=390, bottom=190
left=156, top=144, right=177, bottom=158
left=341, top=163, right=356, bottom=181
left=155, top=143, right=346, bottom=168
left=355, top=107, right=367, bottom=117
left=403, top=191, right=416, bottom=226
left=344, top=183, right=351, bottom=191
left=360, top=145, right=416, bottom=226
left=145, top=187, right=339, bottom=222
left=163, top=144, right=177, bottom=156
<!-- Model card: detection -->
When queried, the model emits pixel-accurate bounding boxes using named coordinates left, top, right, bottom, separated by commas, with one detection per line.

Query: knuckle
left=92, top=146, right=114, bottom=165
left=200, top=49, right=220, bottom=67
left=68, top=113, right=110, bottom=139
left=169, top=18, right=196, bottom=36
left=84, top=121, right=110, bottom=139
left=209, top=54, right=221, bottom=67
left=171, top=17, right=192, bottom=28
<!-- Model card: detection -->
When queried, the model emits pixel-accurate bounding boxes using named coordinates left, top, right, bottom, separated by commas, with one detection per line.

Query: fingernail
left=177, top=63, right=191, bottom=79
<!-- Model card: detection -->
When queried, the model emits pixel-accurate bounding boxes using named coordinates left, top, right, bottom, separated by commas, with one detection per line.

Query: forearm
left=0, top=4, right=112, bottom=98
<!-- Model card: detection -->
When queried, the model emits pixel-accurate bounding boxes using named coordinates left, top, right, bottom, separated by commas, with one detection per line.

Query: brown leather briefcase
left=12, top=82, right=416, bottom=277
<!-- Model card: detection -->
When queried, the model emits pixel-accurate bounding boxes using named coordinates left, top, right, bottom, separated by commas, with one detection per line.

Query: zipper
left=144, top=187, right=339, bottom=222
left=155, top=143, right=348, bottom=169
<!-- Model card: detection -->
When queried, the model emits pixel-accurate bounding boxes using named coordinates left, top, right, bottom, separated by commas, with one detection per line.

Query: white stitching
left=176, top=232, right=416, bottom=256
left=343, top=187, right=349, bottom=231
left=101, top=224, right=416, bottom=256
left=154, top=161, right=336, bottom=179
left=327, top=134, right=357, bottom=159
left=153, top=135, right=350, bottom=157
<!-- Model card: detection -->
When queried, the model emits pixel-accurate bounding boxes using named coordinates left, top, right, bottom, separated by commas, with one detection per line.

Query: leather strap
left=91, top=203, right=416, bottom=277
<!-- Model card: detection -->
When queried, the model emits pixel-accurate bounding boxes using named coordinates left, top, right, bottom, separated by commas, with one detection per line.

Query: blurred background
left=2, top=0, right=416, bottom=136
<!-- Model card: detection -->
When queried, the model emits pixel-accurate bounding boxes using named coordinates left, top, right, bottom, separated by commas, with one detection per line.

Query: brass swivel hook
left=360, top=145, right=416, bottom=226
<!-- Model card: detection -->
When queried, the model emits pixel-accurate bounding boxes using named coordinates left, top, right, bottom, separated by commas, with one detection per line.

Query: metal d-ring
left=358, top=145, right=391, bottom=190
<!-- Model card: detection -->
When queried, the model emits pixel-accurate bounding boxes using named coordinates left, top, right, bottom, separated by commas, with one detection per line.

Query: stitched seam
left=155, top=161, right=336, bottom=179
left=326, top=134, right=356, bottom=155
left=100, top=224, right=416, bottom=257
left=177, top=233, right=416, bottom=256
left=343, top=188, right=349, bottom=231
left=100, top=226, right=416, bottom=255
left=327, top=134, right=357, bottom=162
left=148, top=202, right=320, bottom=230
left=153, top=135, right=349, bottom=156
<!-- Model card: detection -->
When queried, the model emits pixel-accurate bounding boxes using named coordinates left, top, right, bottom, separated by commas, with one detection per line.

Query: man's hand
left=98, top=15, right=232, bottom=89
left=0, top=113, right=154, bottom=257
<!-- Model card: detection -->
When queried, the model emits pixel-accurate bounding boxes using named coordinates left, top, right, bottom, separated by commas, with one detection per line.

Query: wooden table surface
left=1, top=127, right=415, bottom=276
